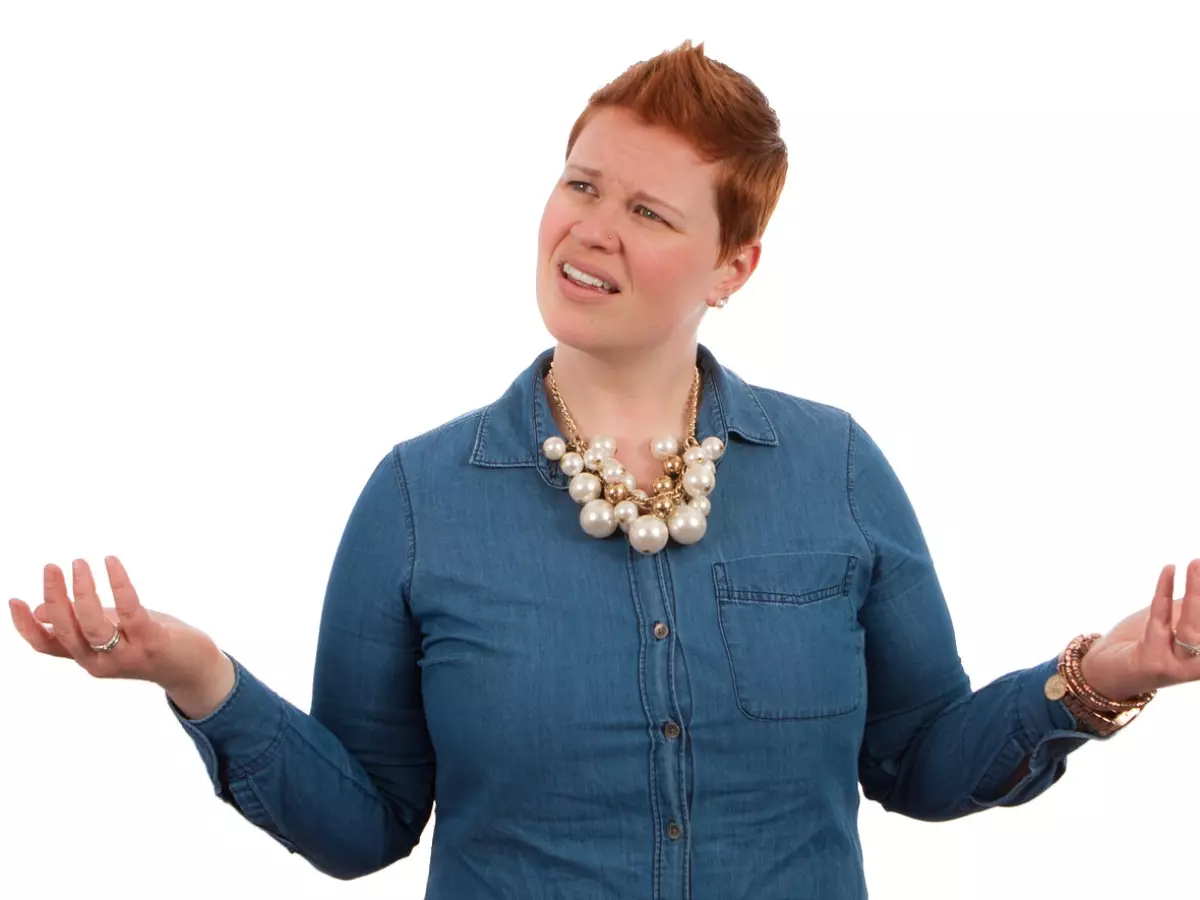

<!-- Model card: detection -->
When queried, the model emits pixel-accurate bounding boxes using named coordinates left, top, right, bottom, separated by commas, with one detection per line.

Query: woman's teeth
left=562, top=262, right=616, bottom=293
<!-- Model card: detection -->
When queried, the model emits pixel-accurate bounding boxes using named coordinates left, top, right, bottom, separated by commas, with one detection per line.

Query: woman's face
left=536, top=106, right=754, bottom=357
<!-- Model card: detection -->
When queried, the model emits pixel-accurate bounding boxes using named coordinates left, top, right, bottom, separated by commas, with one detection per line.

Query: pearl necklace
left=541, top=363, right=725, bottom=555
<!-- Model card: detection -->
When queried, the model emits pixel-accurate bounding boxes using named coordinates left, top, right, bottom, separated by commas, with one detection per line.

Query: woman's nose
left=570, top=217, right=620, bottom=251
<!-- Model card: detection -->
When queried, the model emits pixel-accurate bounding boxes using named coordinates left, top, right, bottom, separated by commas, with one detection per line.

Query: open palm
left=8, top=556, right=220, bottom=692
left=1081, top=561, right=1200, bottom=700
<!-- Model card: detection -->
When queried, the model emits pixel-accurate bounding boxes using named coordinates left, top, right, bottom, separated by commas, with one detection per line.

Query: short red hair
left=566, top=40, right=788, bottom=267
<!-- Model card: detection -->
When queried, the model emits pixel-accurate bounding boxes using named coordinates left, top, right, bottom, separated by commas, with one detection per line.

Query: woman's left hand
left=1079, top=559, right=1200, bottom=700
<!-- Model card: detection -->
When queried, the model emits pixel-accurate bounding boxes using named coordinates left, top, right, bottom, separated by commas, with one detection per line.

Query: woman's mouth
left=559, top=261, right=620, bottom=295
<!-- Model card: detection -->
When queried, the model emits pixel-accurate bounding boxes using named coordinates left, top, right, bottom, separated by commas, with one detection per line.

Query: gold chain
left=545, top=363, right=703, bottom=514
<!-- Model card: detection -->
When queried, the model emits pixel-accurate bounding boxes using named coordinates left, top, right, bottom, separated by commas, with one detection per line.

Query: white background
left=2, top=2, right=1197, bottom=897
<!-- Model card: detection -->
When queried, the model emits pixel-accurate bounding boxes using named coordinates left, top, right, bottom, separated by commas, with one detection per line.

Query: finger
left=105, top=555, right=155, bottom=642
left=71, top=558, right=120, bottom=649
left=1180, top=559, right=1200, bottom=625
left=9, top=599, right=72, bottom=659
left=1173, top=559, right=1200, bottom=653
left=1143, top=564, right=1176, bottom=643
left=42, top=563, right=91, bottom=659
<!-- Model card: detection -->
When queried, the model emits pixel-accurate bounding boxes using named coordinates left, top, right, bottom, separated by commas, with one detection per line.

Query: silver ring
left=1173, top=630, right=1200, bottom=658
left=89, top=622, right=121, bottom=653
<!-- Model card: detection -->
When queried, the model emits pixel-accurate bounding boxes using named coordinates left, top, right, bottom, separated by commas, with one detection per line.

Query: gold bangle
left=1060, top=633, right=1155, bottom=713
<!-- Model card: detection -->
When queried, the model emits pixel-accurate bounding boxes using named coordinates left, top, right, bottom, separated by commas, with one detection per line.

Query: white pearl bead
left=701, top=436, right=725, bottom=461
left=650, top=435, right=679, bottom=460
left=628, top=515, right=670, bottom=554
left=699, top=457, right=715, bottom=473
left=667, top=505, right=708, bottom=544
left=583, top=446, right=608, bottom=471
left=614, top=500, right=640, bottom=531
left=682, top=446, right=709, bottom=468
left=568, top=472, right=603, bottom=504
left=688, top=495, right=712, bottom=517
left=542, top=436, right=567, bottom=460
left=682, top=465, right=715, bottom=498
left=579, top=498, right=618, bottom=538
left=589, top=434, right=617, bottom=456
left=559, top=452, right=584, bottom=477
left=631, top=488, right=649, bottom=501
left=619, top=471, right=638, bottom=491
left=601, top=458, right=625, bottom=484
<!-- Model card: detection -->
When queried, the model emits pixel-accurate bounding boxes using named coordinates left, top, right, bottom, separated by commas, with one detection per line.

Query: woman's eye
left=566, top=181, right=667, bottom=224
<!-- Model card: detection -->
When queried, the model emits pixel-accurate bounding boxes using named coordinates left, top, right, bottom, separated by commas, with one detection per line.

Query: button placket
left=630, top=553, right=689, bottom=898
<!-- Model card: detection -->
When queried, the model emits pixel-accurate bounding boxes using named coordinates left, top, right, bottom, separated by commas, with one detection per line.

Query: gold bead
left=604, top=483, right=629, bottom=503
left=652, top=475, right=674, bottom=495
left=662, top=455, right=684, bottom=476
left=652, top=495, right=675, bottom=518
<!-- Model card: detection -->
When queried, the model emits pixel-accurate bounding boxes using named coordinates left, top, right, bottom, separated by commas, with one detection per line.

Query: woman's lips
left=557, top=265, right=620, bottom=303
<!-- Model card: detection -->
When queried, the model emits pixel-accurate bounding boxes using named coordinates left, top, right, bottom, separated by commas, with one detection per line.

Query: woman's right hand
left=8, top=555, right=235, bottom=717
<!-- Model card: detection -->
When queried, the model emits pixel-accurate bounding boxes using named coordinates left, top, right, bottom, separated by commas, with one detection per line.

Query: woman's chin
left=538, top=305, right=622, bottom=352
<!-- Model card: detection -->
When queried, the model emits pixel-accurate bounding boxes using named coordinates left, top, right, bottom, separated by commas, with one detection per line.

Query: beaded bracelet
left=1060, top=633, right=1156, bottom=713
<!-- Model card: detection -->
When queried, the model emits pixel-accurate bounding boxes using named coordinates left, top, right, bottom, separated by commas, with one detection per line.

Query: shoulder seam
left=388, top=444, right=417, bottom=603
left=845, top=413, right=877, bottom=557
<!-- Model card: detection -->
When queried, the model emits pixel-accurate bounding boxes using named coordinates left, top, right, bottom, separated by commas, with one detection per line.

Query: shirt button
left=653, top=622, right=669, bottom=639
left=667, top=820, right=683, bottom=840
left=663, top=721, right=681, bottom=740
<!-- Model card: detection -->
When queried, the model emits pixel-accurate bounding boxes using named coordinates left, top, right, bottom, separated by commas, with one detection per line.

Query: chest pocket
left=713, top=552, right=864, bottom=720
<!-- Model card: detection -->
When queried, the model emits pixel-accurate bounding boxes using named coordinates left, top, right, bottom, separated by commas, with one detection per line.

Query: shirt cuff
left=1018, top=655, right=1078, bottom=733
left=971, top=655, right=1106, bottom=809
left=166, top=653, right=288, bottom=797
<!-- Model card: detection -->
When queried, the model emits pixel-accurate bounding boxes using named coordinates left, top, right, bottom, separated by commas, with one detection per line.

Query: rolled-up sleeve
left=848, top=415, right=1104, bottom=822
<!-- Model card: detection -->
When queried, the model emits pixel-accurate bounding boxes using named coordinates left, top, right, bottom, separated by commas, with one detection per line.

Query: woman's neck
left=545, top=339, right=700, bottom=450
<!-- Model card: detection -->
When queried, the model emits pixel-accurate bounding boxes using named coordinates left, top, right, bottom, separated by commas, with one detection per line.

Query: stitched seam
left=390, top=445, right=417, bottom=602
left=713, top=559, right=864, bottom=721
left=740, top=383, right=779, bottom=444
left=969, top=681, right=1030, bottom=799
left=846, top=414, right=877, bottom=557
left=470, top=406, right=491, bottom=463
left=719, top=584, right=848, bottom=604
left=245, top=775, right=298, bottom=847
left=226, top=700, right=288, bottom=780
left=626, top=549, right=662, bottom=899
left=706, top=367, right=733, bottom=443
left=655, top=553, right=691, bottom=895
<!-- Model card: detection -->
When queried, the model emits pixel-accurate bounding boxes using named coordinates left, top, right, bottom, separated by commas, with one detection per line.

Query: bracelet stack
left=1044, top=633, right=1156, bottom=736
left=1059, top=633, right=1156, bottom=712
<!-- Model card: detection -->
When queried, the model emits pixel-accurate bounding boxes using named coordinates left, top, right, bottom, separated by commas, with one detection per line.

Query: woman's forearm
left=168, top=654, right=435, bottom=880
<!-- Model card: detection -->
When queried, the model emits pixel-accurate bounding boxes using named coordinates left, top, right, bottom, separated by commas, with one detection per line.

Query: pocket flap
left=713, top=552, right=858, bottom=605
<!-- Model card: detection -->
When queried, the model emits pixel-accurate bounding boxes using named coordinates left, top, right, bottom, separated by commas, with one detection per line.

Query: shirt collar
left=470, top=343, right=778, bottom=488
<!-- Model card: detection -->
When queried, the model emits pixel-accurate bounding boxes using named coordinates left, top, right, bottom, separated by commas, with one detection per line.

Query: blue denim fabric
left=170, top=344, right=1099, bottom=898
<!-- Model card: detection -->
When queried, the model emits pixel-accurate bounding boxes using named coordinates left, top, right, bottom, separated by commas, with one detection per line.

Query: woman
left=9, top=40, right=1200, bottom=900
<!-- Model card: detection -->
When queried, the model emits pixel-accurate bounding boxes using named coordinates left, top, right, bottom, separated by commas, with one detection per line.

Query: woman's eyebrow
left=565, top=164, right=685, bottom=220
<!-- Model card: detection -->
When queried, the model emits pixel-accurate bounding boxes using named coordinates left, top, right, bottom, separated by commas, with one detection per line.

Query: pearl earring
left=714, top=296, right=728, bottom=308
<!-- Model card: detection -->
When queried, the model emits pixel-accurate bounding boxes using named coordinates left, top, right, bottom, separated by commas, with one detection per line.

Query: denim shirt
left=170, top=344, right=1099, bottom=899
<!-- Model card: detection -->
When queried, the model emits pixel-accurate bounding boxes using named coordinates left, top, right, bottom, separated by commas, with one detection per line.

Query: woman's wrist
left=165, top=648, right=236, bottom=721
